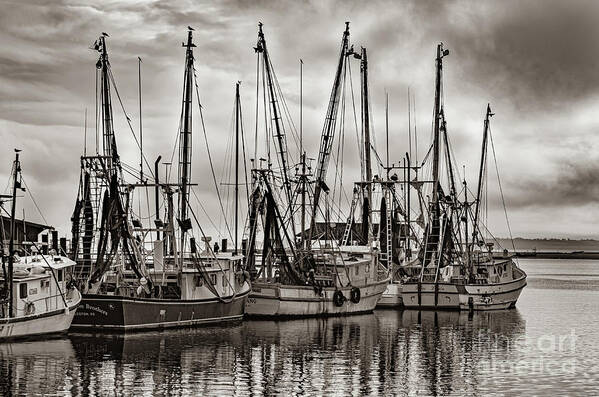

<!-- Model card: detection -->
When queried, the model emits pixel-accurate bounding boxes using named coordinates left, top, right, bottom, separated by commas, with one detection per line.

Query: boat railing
left=16, top=291, right=69, bottom=315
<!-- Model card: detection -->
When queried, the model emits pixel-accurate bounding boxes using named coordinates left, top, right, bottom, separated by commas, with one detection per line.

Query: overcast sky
left=1, top=0, right=599, bottom=240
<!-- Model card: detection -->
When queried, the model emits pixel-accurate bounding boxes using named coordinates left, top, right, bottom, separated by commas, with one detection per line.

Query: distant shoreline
left=495, top=238, right=599, bottom=252
left=512, top=251, right=599, bottom=260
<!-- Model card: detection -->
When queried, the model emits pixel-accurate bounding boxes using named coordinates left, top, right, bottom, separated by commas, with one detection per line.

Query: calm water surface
left=1, top=258, right=598, bottom=396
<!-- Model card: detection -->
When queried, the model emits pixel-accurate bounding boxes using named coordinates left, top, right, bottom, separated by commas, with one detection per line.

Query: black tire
left=350, top=287, right=361, bottom=304
left=333, top=290, right=345, bottom=307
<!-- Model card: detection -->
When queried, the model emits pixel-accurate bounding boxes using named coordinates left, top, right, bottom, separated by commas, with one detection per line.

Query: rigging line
left=217, top=99, right=237, bottom=237
left=191, top=64, right=233, bottom=242
left=331, top=59, right=353, bottom=209
left=258, top=54, right=268, bottom=168
left=335, top=65, right=347, bottom=224
left=96, top=69, right=100, bottom=154
left=240, top=87, right=251, bottom=207
left=219, top=100, right=236, bottom=185
left=2, top=162, right=13, bottom=193
left=263, top=55, right=295, bottom=214
left=347, top=57, right=364, bottom=180
left=167, top=118, right=183, bottom=184
left=367, top=81, right=381, bottom=177
left=107, top=69, right=155, bottom=180
left=370, top=144, right=386, bottom=171
left=420, top=143, right=434, bottom=167
left=270, top=58, right=300, bottom=160
left=264, top=65, right=287, bottom=186
left=186, top=202, right=237, bottom=294
left=190, top=188, right=221, bottom=237
left=271, top=56, right=299, bottom=140
left=446, top=129, right=463, bottom=183
left=20, top=176, right=49, bottom=226
left=331, top=60, right=346, bottom=213
left=261, top=55, right=271, bottom=170
left=413, top=91, right=418, bottom=175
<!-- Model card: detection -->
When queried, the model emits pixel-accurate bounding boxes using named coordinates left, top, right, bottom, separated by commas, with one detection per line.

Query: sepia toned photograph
left=0, top=0, right=595, bottom=395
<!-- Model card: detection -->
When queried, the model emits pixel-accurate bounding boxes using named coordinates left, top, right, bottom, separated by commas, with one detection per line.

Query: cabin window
left=504, top=264, right=507, bottom=272
left=57, top=269, right=63, bottom=282
left=19, top=283, right=28, bottom=299
left=210, top=274, right=217, bottom=285
left=366, top=265, right=370, bottom=274
left=41, top=280, right=50, bottom=290
left=222, top=275, right=226, bottom=287
left=355, top=265, right=359, bottom=276
left=194, top=276, right=204, bottom=287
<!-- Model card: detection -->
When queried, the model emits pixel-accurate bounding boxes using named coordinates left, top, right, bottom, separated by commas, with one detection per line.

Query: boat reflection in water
left=0, top=337, right=78, bottom=396
left=0, top=309, right=525, bottom=395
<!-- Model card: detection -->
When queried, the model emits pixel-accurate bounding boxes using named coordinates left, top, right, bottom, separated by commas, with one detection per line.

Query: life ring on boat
left=350, top=287, right=361, bottom=304
left=25, top=301, right=35, bottom=315
left=333, top=290, right=345, bottom=307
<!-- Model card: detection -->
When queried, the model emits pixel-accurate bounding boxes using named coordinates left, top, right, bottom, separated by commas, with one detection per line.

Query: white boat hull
left=376, top=282, right=403, bottom=308
left=401, top=272, right=527, bottom=311
left=0, top=289, right=81, bottom=339
left=460, top=275, right=527, bottom=310
left=401, top=282, right=462, bottom=309
left=246, top=278, right=389, bottom=317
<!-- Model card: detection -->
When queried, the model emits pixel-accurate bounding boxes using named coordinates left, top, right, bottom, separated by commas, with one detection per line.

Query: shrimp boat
left=245, top=23, right=389, bottom=317
left=69, top=30, right=250, bottom=331
left=400, top=44, right=526, bottom=310
left=0, top=150, right=81, bottom=339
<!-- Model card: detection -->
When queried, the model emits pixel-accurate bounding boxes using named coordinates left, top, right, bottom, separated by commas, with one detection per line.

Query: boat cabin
left=0, top=255, right=75, bottom=318
left=109, top=252, right=246, bottom=300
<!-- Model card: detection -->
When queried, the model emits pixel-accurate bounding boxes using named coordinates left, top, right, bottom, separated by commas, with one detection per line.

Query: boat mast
left=421, top=43, right=448, bottom=268
left=154, top=155, right=162, bottom=242
left=178, top=28, right=195, bottom=253
left=308, top=22, right=351, bottom=243
left=463, top=173, right=469, bottom=270
left=256, top=23, right=294, bottom=222
left=440, top=109, right=457, bottom=199
left=431, top=43, right=448, bottom=212
left=235, top=82, right=240, bottom=255
left=406, top=152, right=411, bottom=259
left=386, top=92, right=389, bottom=175
left=98, top=34, right=115, bottom=170
left=8, top=150, right=21, bottom=318
left=138, top=57, right=143, bottom=181
left=473, top=104, right=493, bottom=245
left=360, top=47, right=373, bottom=242
left=300, top=59, right=306, bottom=249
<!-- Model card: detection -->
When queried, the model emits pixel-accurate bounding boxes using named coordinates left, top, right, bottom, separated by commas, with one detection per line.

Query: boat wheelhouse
left=0, top=255, right=81, bottom=338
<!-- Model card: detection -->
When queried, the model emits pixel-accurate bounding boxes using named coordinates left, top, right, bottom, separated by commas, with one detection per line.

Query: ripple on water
left=1, top=259, right=598, bottom=395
